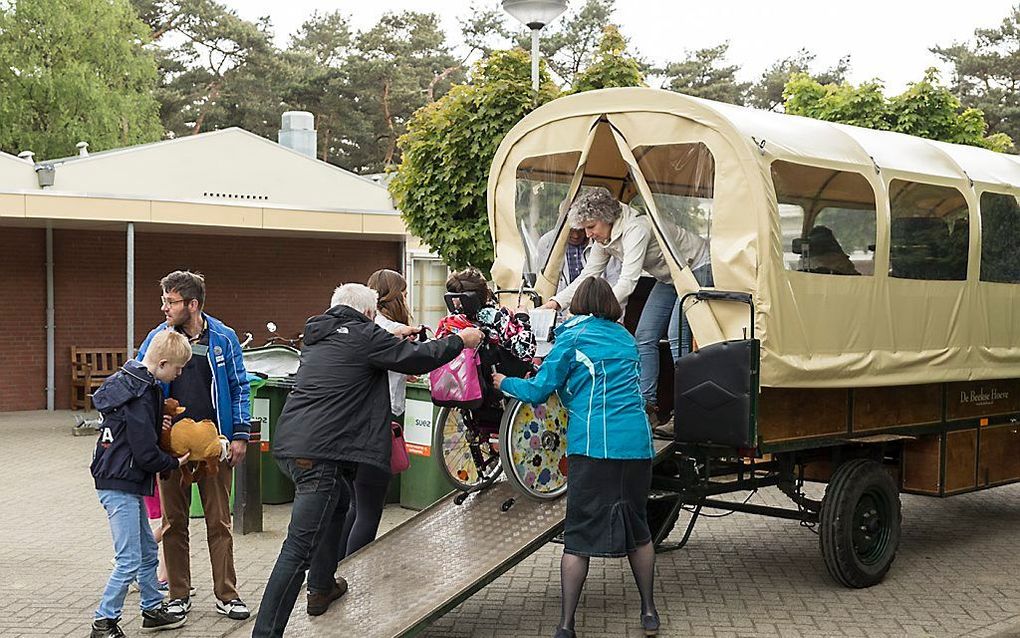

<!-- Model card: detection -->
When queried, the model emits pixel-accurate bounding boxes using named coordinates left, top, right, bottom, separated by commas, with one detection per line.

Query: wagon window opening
left=630, top=143, right=714, bottom=274
left=770, top=161, right=877, bottom=276
left=888, top=180, right=969, bottom=281
left=515, top=152, right=582, bottom=275
left=979, top=192, right=1020, bottom=284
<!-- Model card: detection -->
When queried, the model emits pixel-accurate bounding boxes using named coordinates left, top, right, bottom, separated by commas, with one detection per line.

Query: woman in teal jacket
left=494, top=276, right=659, bottom=638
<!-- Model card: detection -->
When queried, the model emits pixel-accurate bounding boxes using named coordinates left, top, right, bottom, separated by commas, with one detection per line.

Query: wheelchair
left=430, top=288, right=569, bottom=503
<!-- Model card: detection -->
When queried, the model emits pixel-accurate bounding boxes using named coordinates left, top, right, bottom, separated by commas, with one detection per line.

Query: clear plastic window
left=979, top=192, right=1020, bottom=284
left=515, top=152, right=582, bottom=275
left=888, top=180, right=969, bottom=281
left=631, top=143, right=714, bottom=270
left=771, top=161, right=876, bottom=276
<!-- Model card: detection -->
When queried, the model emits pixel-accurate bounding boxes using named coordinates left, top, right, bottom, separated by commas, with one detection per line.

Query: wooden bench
left=71, top=347, right=129, bottom=411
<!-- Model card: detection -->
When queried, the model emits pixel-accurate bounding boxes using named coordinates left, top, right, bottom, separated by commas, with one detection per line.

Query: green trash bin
left=400, top=382, right=453, bottom=510
left=251, top=378, right=296, bottom=505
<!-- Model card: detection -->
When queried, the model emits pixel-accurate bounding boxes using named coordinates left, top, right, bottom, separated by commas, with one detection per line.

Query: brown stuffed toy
left=161, top=398, right=227, bottom=485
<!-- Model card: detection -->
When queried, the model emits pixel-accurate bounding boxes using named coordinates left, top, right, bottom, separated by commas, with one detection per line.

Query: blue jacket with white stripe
left=500, top=315, right=652, bottom=460
left=137, top=313, right=251, bottom=441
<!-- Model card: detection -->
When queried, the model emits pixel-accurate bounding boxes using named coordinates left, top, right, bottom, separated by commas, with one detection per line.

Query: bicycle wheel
left=498, top=394, right=569, bottom=500
left=432, top=406, right=502, bottom=491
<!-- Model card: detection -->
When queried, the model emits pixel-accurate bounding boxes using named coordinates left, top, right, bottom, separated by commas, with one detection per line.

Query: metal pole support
left=233, top=422, right=263, bottom=534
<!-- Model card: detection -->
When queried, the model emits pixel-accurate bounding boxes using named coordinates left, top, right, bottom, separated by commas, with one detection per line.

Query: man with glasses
left=136, top=270, right=252, bottom=622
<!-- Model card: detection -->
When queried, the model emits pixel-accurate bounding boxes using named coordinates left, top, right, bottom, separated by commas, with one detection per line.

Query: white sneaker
left=164, top=597, right=191, bottom=615
left=215, top=598, right=250, bottom=620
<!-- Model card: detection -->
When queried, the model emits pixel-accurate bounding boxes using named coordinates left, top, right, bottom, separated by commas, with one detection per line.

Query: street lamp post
left=501, top=0, right=568, bottom=92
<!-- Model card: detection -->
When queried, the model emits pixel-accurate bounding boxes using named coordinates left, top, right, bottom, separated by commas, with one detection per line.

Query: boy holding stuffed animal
left=89, top=330, right=193, bottom=638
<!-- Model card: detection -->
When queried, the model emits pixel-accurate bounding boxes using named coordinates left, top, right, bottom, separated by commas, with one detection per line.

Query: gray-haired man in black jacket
left=253, top=283, right=482, bottom=637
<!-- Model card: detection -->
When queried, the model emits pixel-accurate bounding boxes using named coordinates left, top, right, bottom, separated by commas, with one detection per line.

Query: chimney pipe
left=278, top=111, right=317, bottom=159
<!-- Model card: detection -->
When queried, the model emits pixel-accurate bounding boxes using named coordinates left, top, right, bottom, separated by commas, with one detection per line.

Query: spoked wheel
left=498, top=395, right=570, bottom=500
left=432, top=407, right=502, bottom=492
left=819, top=458, right=901, bottom=588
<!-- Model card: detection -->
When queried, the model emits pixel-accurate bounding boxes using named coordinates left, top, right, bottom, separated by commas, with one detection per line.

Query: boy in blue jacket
left=89, top=330, right=193, bottom=638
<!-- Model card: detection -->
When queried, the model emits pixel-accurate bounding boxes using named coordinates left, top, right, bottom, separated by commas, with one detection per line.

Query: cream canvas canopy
left=487, top=87, right=1020, bottom=388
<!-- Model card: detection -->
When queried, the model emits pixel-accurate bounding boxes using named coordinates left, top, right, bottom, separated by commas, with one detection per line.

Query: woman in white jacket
left=541, top=187, right=711, bottom=420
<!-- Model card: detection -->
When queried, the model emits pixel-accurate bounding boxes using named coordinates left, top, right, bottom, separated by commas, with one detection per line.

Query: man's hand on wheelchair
left=393, top=325, right=422, bottom=340
left=458, top=327, right=484, bottom=349
left=492, top=372, right=506, bottom=391
left=539, top=299, right=561, bottom=311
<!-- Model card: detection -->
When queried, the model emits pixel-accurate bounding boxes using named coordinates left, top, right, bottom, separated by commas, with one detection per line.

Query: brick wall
left=2, top=227, right=401, bottom=411
left=0, top=228, right=47, bottom=411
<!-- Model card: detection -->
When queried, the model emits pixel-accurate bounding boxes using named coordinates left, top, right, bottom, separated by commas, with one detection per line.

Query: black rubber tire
left=819, top=458, right=901, bottom=588
left=432, top=407, right=501, bottom=492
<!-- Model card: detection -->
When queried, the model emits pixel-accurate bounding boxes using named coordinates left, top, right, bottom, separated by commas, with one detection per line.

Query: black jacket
left=90, top=360, right=179, bottom=495
left=272, top=305, right=465, bottom=471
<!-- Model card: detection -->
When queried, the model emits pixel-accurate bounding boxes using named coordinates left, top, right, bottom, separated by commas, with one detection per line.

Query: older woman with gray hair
left=540, top=187, right=711, bottom=420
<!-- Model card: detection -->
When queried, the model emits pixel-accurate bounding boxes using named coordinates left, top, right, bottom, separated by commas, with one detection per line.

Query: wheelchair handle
left=679, top=290, right=755, bottom=340
left=493, top=288, right=543, bottom=306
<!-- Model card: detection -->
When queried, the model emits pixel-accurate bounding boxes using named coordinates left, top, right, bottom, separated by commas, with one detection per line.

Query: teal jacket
left=137, top=313, right=251, bottom=441
left=500, top=315, right=652, bottom=460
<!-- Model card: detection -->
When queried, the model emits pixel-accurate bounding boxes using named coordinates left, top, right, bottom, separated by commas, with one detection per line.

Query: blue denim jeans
left=635, top=281, right=680, bottom=403
left=636, top=264, right=715, bottom=404
left=252, top=459, right=353, bottom=638
left=94, top=490, right=163, bottom=620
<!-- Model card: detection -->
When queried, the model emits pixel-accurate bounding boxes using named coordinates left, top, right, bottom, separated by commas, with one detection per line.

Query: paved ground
left=3, top=410, right=1020, bottom=638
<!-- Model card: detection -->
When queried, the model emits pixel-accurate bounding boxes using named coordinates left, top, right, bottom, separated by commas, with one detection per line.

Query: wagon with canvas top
left=486, top=87, right=1020, bottom=587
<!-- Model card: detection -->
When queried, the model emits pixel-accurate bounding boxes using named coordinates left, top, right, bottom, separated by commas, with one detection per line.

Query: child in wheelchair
left=435, top=267, right=537, bottom=424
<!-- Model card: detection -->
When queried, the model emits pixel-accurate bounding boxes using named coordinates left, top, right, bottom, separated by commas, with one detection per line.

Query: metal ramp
left=231, top=440, right=673, bottom=638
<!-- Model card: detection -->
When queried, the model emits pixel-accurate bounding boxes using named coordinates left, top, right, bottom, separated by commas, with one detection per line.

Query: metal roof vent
left=76, top=141, right=89, bottom=157
left=17, top=150, right=34, bottom=163
left=278, top=111, right=317, bottom=159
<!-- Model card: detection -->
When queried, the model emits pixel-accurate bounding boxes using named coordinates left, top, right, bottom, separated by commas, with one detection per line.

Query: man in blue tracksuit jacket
left=136, top=270, right=251, bottom=621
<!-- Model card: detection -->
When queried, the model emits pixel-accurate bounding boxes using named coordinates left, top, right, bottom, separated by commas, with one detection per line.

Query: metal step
left=233, top=439, right=674, bottom=637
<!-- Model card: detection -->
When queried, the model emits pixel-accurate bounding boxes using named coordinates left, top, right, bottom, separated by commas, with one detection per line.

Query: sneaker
left=215, top=598, right=250, bottom=620
left=91, top=618, right=126, bottom=638
left=306, top=578, right=348, bottom=616
left=156, top=581, right=196, bottom=596
left=164, top=597, right=191, bottom=616
left=141, top=604, right=186, bottom=631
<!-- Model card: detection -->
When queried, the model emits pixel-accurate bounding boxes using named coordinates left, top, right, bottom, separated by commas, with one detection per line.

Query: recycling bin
left=251, top=377, right=296, bottom=504
left=400, top=381, right=453, bottom=510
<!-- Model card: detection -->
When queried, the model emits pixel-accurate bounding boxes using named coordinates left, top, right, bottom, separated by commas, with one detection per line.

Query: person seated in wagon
left=540, top=186, right=711, bottom=423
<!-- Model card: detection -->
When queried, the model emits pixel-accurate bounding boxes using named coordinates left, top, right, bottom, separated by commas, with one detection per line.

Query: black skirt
left=563, top=455, right=652, bottom=558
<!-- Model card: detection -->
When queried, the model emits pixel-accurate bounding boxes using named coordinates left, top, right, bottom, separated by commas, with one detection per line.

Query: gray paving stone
left=3, top=410, right=1020, bottom=638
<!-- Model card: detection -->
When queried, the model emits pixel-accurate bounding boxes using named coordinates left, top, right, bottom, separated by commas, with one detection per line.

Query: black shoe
left=91, top=618, right=126, bottom=638
left=306, top=578, right=348, bottom=616
left=553, top=628, right=576, bottom=638
left=641, top=611, right=660, bottom=636
left=141, top=604, right=186, bottom=631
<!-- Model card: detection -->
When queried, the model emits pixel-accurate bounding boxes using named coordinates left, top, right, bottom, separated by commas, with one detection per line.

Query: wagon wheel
left=498, top=395, right=569, bottom=501
left=432, top=407, right=501, bottom=492
left=819, top=458, right=901, bottom=588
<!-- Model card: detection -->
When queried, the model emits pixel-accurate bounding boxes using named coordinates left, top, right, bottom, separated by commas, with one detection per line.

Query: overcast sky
left=222, top=1, right=1015, bottom=93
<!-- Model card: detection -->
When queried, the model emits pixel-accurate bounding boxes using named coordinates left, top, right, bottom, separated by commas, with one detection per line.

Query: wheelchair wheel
left=498, top=394, right=569, bottom=500
left=432, top=406, right=502, bottom=491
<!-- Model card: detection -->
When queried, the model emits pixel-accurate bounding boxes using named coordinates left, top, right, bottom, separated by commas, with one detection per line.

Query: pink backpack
left=429, top=347, right=484, bottom=408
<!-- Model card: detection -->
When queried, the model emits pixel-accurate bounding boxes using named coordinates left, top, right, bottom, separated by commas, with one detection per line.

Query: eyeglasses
left=160, top=297, right=188, bottom=307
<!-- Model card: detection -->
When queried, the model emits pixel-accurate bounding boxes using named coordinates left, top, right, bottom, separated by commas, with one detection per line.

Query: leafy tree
left=570, top=25, right=644, bottom=93
left=131, top=0, right=277, bottom=138
left=393, top=21, right=647, bottom=271
left=747, top=49, right=850, bottom=111
left=658, top=42, right=748, bottom=105
left=390, top=50, right=559, bottom=270
left=933, top=6, right=1020, bottom=152
left=783, top=69, right=1012, bottom=152
left=0, top=0, right=163, bottom=159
